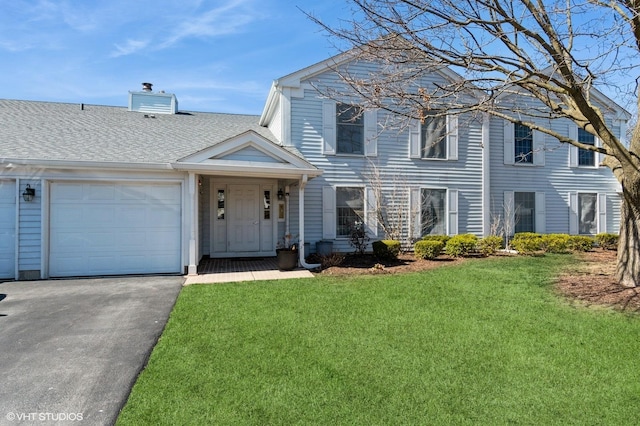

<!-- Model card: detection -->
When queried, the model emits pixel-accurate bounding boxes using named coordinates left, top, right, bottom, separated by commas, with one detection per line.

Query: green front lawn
left=117, top=255, right=640, bottom=425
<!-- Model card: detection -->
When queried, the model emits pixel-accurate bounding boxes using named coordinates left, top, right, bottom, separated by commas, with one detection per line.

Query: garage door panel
left=53, top=183, right=84, bottom=201
left=51, top=206, right=84, bottom=226
left=88, top=206, right=116, bottom=225
left=50, top=232, right=90, bottom=250
left=88, top=184, right=116, bottom=200
left=147, top=184, right=181, bottom=200
left=118, top=207, right=148, bottom=226
left=148, top=230, right=181, bottom=247
left=120, top=185, right=149, bottom=200
left=50, top=182, right=182, bottom=277
left=149, top=208, right=180, bottom=225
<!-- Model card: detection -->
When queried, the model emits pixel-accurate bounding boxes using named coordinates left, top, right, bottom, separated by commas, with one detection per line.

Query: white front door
left=228, top=184, right=260, bottom=252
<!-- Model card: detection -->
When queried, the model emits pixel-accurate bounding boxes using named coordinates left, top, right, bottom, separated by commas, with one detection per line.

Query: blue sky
left=0, top=0, right=350, bottom=115
left=1, top=1, right=635, bottom=116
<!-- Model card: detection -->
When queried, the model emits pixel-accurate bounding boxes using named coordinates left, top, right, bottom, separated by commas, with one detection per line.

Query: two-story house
left=0, top=52, right=628, bottom=280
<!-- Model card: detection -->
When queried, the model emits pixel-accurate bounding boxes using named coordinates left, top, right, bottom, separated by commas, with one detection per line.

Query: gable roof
left=0, top=99, right=313, bottom=171
left=260, top=47, right=467, bottom=125
left=173, top=130, right=320, bottom=178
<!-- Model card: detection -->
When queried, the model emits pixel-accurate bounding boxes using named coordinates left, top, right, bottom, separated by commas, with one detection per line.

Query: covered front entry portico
left=209, top=178, right=279, bottom=258
left=171, top=130, right=322, bottom=275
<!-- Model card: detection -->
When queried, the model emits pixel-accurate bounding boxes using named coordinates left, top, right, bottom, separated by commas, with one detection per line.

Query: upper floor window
left=514, top=123, right=533, bottom=163
left=336, top=103, right=364, bottom=155
left=578, top=128, right=595, bottom=166
left=514, top=191, right=536, bottom=233
left=336, top=187, right=364, bottom=237
left=421, top=112, right=446, bottom=159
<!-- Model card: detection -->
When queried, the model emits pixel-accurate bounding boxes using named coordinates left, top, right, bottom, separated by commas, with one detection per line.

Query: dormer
left=128, top=82, right=179, bottom=114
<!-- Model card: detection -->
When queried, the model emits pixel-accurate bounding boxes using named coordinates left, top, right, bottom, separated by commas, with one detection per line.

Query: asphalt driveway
left=0, top=276, right=183, bottom=426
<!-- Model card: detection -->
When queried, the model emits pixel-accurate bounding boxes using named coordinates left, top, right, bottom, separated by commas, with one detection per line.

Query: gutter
left=0, top=157, right=173, bottom=171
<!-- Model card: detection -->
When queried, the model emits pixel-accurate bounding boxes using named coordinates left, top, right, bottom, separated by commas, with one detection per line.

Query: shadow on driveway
left=0, top=276, right=183, bottom=425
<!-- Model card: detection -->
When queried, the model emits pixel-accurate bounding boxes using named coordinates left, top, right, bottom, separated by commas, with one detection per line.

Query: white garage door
left=0, top=181, right=16, bottom=279
left=50, top=182, right=182, bottom=277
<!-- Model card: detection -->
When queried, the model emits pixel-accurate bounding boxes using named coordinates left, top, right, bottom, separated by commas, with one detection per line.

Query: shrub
left=444, top=234, right=478, bottom=257
left=319, top=253, right=345, bottom=268
left=477, top=236, right=503, bottom=256
left=595, top=233, right=618, bottom=250
left=349, top=221, right=370, bottom=255
left=540, top=234, right=571, bottom=253
left=422, top=235, right=451, bottom=245
left=568, top=235, right=594, bottom=252
left=414, top=240, right=444, bottom=260
left=511, top=232, right=542, bottom=254
left=372, top=240, right=401, bottom=260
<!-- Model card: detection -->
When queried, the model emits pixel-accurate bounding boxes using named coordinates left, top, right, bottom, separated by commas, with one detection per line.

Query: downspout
left=482, top=113, right=491, bottom=236
left=15, top=178, right=20, bottom=281
left=298, top=174, right=321, bottom=269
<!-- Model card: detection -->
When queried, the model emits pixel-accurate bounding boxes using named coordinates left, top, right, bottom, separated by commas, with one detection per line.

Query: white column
left=187, top=172, right=198, bottom=276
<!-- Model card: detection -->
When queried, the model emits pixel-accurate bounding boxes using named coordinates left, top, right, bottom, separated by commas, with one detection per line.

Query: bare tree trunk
left=616, top=183, right=640, bottom=287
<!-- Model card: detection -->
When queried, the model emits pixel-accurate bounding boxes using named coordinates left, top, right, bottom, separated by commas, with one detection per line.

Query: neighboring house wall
left=489, top=113, right=622, bottom=236
left=0, top=180, right=17, bottom=279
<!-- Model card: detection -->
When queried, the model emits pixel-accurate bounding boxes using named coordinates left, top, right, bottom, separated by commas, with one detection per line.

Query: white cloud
left=158, top=0, right=260, bottom=49
left=107, top=0, right=260, bottom=57
left=111, top=39, right=151, bottom=57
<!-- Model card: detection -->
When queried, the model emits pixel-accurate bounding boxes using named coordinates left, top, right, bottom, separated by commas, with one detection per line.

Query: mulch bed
left=555, top=249, right=640, bottom=312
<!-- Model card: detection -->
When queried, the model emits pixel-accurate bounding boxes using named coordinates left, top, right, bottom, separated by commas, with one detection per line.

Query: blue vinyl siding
left=289, top=61, right=485, bottom=250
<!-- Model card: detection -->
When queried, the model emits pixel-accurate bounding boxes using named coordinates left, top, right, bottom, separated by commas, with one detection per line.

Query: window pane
left=217, top=189, right=225, bottom=220
left=578, top=128, right=595, bottom=166
left=336, top=187, right=364, bottom=237
left=421, top=113, right=446, bottom=159
left=336, top=104, right=364, bottom=154
left=263, top=191, right=271, bottom=220
left=421, top=189, right=446, bottom=236
left=514, top=192, right=535, bottom=233
left=578, top=193, right=597, bottom=234
left=514, top=123, right=533, bottom=163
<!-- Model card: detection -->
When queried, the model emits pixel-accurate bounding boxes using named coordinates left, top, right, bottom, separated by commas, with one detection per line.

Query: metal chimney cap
left=141, top=82, right=153, bottom=92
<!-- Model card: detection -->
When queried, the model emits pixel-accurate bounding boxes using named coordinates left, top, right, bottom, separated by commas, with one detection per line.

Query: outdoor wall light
left=277, top=189, right=284, bottom=200
left=22, top=184, right=35, bottom=202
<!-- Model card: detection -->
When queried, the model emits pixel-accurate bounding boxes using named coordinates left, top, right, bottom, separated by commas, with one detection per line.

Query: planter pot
left=276, top=249, right=298, bottom=271
left=316, top=240, right=333, bottom=256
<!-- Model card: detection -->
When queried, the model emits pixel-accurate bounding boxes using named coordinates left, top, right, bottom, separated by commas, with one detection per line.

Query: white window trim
left=504, top=191, right=545, bottom=234
left=569, top=124, right=601, bottom=168
left=324, top=185, right=378, bottom=240
left=503, top=121, right=545, bottom=166
left=569, top=191, right=606, bottom=235
left=322, top=100, right=378, bottom=157
left=409, top=114, right=458, bottom=160
left=410, top=187, right=459, bottom=238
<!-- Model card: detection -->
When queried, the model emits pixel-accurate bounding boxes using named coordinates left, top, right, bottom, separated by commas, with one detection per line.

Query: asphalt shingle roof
left=0, top=99, right=283, bottom=165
